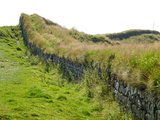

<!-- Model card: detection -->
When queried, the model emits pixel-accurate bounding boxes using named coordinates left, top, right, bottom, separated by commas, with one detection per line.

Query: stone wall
left=20, top=16, right=85, bottom=81
left=111, top=74, right=160, bottom=120
left=19, top=16, right=160, bottom=120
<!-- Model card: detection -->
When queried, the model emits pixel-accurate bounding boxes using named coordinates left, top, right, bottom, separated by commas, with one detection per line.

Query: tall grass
left=80, top=68, right=133, bottom=119
left=21, top=13, right=160, bottom=91
left=0, top=26, right=133, bottom=119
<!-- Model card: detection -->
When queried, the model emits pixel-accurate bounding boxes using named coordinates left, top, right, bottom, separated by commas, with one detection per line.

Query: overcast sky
left=0, top=0, right=160, bottom=34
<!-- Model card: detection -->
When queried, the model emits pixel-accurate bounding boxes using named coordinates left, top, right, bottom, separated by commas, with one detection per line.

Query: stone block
left=145, top=113, right=152, bottom=120
left=155, top=110, right=160, bottom=120
left=114, top=81, right=119, bottom=91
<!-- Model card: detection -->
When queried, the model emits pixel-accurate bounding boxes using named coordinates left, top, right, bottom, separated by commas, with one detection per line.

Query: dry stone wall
left=20, top=16, right=160, bottom=120
left=111, top=74, right=160, bottom=120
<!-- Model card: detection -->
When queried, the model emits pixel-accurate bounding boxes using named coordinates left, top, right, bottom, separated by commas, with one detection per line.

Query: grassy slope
left=106, top=29, right=160, bottom=40
left=21, top=14, right=110, bottom=60
left=0, top=26, right=132, bottom=120
left=21, top=13, right=160, bottom=91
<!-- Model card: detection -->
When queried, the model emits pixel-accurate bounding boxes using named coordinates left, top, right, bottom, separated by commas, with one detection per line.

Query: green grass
left=0, top=26, right=132, bottom=119
left=20, top=13, right=160, bottom=91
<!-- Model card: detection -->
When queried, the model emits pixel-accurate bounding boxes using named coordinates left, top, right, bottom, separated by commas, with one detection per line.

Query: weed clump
left=26, top=86, right=51, bottom=99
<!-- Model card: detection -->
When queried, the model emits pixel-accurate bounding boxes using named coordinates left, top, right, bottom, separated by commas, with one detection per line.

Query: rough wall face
left=111, top=74, right=160, bottom=120
left=19, top=16, right=160, bottom=120
left=20, top=16, right=85, bottom=81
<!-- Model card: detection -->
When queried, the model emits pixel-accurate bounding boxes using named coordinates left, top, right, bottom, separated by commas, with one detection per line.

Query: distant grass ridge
left=106, top=29, right=160, bottom=40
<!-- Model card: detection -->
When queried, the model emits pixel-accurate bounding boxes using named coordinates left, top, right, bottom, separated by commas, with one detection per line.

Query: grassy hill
left=1, top=13, right=160, bottom=119
left=106, top=29, right=160, bottom=40
left=20, top=13, right=160, bottom=91
left=0, top=26, right=132, bottom=119
left=20, top=14, right=115, bottom=60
